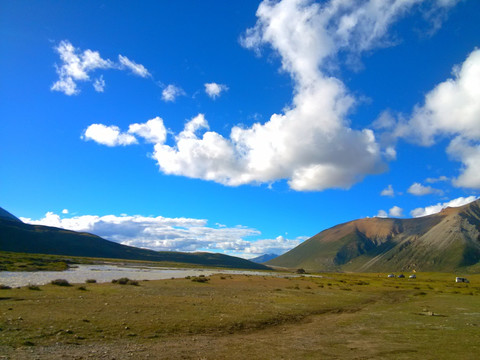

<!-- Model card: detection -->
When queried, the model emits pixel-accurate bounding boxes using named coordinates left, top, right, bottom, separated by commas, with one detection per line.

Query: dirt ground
left=1, top=273, right=479, bottom=359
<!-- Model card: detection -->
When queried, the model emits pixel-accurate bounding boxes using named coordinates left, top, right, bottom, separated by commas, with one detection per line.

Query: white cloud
left=61, top=209, right=69, bottom=214
left=149, top=0, right=456, bottom=191
left=389, top=206, right=403, bottom=217
left=82, top=124, right=137, bottom=147
left=376, top=209, right=388, bottom=218
left=51, top=40, right=150, bottom=95
left=381, top=184, right=394, bottom=197
left=204, top=82, right=228, bottom=99
left=83, top=0, right=458, bottom=191
left=447, top=137, right=480, bottom=189
left=128, top=117, right=167, bottom=144
left=162, top=84, right=185, bottom=102
left=93, top=76, right=106, bottom=92
left=410, top=196, right=478, bottom=217
left=407, top=182, right=442, bottom=196
left=396, top=49, right=480, bottom=189
left=20, top=212, right=305, bottom=258
left=118, top=55, right=151, bottom=78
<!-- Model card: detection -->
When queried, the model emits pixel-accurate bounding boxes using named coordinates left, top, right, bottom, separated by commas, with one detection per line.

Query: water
left=0, top=264, right=287, bottom=287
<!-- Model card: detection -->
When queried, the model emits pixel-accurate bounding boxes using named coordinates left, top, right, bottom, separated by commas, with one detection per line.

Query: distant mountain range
left=268, top=199, right=480, bottom=273
left=250, top=253, right=278, bottom=263
left=0, top=207, right=268, bottom=270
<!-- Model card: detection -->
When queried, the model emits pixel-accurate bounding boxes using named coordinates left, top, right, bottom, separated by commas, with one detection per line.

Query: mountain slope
left=0, top=217, right=269, bottom=270
left=268, top=199, right=480, bottom=272
left=250, top=253, right=278, bottom=263
left=0, top=207, right=22, bottom=223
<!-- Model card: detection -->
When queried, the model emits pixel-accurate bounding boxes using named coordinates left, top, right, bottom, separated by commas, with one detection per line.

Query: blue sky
left=1, top=0, right=479, bottom=258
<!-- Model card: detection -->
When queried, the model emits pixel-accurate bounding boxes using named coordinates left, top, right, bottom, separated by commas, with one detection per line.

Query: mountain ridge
left=0, top=210, right=269, bottom=270
left=267, top=199, right=480, bottom=272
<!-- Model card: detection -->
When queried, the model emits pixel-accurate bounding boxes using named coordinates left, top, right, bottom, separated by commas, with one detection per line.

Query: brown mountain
left=267, top=199, right=480, bottom=272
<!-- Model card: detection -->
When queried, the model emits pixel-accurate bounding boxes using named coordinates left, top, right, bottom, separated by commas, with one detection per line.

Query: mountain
left=0, top=207, right=22, bottom=223
left=250, top=253, right=279, bottom=263
left=0, top=212, right=269, bottom=270
left=267, top=199, right=480, bottom=273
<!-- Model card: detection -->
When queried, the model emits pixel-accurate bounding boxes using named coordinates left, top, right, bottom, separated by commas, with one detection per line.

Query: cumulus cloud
left=389, top=206, right=403, bottom=217
left=407, top=182, right=442, bottom=196
left=396, top=49, right=480, bottom=189
left=376, top=209, right=388, bottom=218
left=51, top=40, right=150, bottom=95
left=128, top=117, right=167, bottom=144
left=20, top=212, right=306, bottom=257
left=447, top=137, right=480, bottom=189
left=83, top=0, right=458, bottom=191
left=82, top=124, right=137, bottom=146
left=410, top=196, right=478, bottom=217
left=82, top=117, right=168, bottom=147
left=162, top=84, right=185, bottom=102
left=204, top=82, right=228, bottom=99
left=381, top=184, right=394, bottom=196
left=61, top=209, right=69, bottom=214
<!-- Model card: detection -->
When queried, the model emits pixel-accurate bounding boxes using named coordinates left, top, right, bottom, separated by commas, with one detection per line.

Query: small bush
left=77, top=286, right=87, bottom=291
left=85, top=279, right=97, bottom=283
left=191, top=276, right=210, bottom=283
left=0, top=284, right=12, bottom=290
left=51, top=279, right=71, bottom=287
left=27, top=285, right=41, bottom=291
left=112, top=278, right=139, bottom=286
left=356, top=281, right=369, bottom=285
left=296, top=268, right=306, bottom=274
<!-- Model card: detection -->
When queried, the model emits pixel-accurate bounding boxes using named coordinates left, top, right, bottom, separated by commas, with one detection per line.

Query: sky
left=1, top=0, right=479, bottom=259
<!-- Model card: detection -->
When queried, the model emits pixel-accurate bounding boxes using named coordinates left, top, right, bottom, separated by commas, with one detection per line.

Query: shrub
left=296, top=268, right=306, bottom=274
left=77, top=286, right=87, bottom=291
left=112, top=278, right=139, bottom=286
left=85, top=279, right=97, bottom=283
left=191, top=276, right=210, bottom=283
left=51, top=279, right=71, bottom=287
left=27, top=285, right=41, bottom=291
left=0, top=284, right=12, bottom=290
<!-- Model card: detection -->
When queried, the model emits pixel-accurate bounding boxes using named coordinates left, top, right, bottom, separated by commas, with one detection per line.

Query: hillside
left=250, top=253, right=278, bottom=263
left=268, top=199, right=480, bottom=272
left=0, top=216, right=269, bottom=270
left=0, top=207, right=22, bottom=223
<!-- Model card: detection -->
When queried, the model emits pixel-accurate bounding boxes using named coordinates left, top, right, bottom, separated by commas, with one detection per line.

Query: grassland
left=0, top=272, right=479, bottom=359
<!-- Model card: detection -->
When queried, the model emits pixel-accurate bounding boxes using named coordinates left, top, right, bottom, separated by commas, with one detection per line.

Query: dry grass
left=0, top=272, right=479, bottom=359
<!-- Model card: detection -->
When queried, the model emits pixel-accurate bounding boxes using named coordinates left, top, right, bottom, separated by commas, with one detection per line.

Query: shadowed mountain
left=267, top=199, right=480, bottom=272
left=0, top=212, right=269, bottom=270
left=0, top=207, right=22, bottom=223
left=250, top=253, right=279, bottom=263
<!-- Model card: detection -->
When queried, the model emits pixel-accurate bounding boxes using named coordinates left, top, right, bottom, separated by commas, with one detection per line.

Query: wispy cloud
left=118, top=55, right=150, bottom=78
left=51, top=40, right=150, bottom=95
